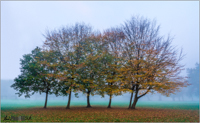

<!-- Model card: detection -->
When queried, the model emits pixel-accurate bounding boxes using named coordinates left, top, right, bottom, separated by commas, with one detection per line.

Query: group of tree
left=11, top=16, right=189, bottom=109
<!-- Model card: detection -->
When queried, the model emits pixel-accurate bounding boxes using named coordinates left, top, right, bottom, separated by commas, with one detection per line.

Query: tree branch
left=137, top=87, right=151, bottom=99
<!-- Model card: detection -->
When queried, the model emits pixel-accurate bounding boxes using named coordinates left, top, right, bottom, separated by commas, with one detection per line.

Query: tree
left=99, top=52, right=123, bottom=108
left=76, top=33, right=104, bottom=108
left=11, top=47, right=61, bottom=108
left=43, top=23, right=93, bottom=108
left=119, top=16, right=189, bottom=109
left=186, top=63, right=199, bottom=100
left=98, top=29, right=127, bottom=108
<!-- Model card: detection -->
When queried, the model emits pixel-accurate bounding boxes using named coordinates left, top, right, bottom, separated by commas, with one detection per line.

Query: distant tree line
left=170, top=63, right=199, bottom=101
left=11, top=16, right=189, bottom=109
left=186, top=63, right=199, bottom=100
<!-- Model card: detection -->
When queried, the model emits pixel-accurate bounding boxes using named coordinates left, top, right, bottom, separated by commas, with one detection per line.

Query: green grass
left=1, top=99, right=199, bottom=110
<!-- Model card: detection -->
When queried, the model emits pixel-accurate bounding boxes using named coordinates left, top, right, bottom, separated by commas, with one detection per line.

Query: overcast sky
left=1, top=1, right=199, bottom=80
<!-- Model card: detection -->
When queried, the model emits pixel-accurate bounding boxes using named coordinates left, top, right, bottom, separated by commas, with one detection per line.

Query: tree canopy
left=12, top=16, right=189, bottom=109
left=11, top=47, right=61, bottom=108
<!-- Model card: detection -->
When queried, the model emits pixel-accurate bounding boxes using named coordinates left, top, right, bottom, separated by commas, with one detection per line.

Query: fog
left=1, top=1, right=199, bottom=104
left=1, top=79, right=199, bottom=103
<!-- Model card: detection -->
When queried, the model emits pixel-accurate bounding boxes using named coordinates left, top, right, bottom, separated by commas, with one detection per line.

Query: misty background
left=1, top=1, right=199, bottom=104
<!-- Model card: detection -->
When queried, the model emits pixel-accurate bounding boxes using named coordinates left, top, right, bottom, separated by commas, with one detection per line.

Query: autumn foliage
left=11, top=16, right=189, bottom=109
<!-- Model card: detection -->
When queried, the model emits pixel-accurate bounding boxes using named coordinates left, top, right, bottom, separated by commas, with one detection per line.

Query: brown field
left=1, top=106, right=199, bottom=122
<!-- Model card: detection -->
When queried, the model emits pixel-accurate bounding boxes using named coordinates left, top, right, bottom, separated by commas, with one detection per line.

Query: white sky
left=1, top=1, right=199, bottom=80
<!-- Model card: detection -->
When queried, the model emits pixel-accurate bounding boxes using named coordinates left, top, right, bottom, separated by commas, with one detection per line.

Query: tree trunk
left=66, top=90, right=71, bottom=109
left=172, top=96, right=175, bottom=101
left=131, top=96, right=138, bottom=109
left=44, top=89, right=49, bottom=108
left=131, top=87, right=138, bottom=109
left=159, top=95, right=162, bottom=101
left=128, top=91, right=133, bottom=109
left=181, top=95, right=184, bottom=101
left=107, top=94, right=112, bottom=108
left=86, top=91, right=91, bottom=108
left=178, top=96, right=180, bottom=101
left=147, top=95, right=150, bottom=101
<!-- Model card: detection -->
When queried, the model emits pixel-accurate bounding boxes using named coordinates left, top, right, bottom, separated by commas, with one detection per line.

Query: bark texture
left=107, top=94, right=112, bottom=108
left=44, top=89, right=49, bottom=108
left=86, top=90, right=91, bottom=108
left=66, top=90, right=71, bottom=109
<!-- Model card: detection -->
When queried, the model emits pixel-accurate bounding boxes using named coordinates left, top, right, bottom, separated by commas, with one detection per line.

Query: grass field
left=1, top=100, right=199, bottom=122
